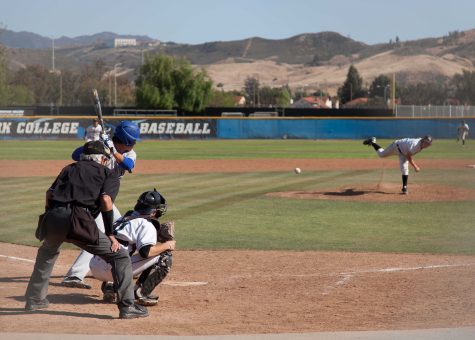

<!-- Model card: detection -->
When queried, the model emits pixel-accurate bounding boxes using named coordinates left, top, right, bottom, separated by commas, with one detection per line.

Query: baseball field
left=0, top=138, right=474, bottom=335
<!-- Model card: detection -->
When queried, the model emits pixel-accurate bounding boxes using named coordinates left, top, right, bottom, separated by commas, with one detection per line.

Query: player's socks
left=402, top=175, right=408, bottom=187
left=372, top=143, right=381, bottom=151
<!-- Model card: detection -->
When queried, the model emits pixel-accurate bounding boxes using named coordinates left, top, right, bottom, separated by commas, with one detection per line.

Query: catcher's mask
left=134, top=188, right=167, bottom=218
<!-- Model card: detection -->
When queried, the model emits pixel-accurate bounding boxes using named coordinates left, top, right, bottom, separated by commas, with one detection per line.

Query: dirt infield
left=1, top=243, right=475, bottom=335
left=268, top=183, right=475, bottom=202
left=1, top=158, right=475, bottom=335
left=0, top=158, right=473, bottom=177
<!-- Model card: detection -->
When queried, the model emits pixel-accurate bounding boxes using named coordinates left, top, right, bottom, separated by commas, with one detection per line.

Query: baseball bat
left=91, top=88, right=105, bottom=139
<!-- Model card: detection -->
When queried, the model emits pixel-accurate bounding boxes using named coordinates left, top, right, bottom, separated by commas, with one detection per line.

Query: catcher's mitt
left=157, top=221, right=175, bottom=243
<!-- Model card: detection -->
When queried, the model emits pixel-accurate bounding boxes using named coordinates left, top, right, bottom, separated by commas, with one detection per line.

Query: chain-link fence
left=395, top=105, right=475, bottom=117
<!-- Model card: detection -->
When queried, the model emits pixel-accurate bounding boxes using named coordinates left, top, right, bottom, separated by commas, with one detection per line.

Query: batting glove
left=102, top=135, right=116, bottom=154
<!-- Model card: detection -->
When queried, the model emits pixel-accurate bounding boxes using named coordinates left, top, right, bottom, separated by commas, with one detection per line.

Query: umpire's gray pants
left=25, top=206, right=134, bottom=309
left=65, top=204, right=121, bottom=280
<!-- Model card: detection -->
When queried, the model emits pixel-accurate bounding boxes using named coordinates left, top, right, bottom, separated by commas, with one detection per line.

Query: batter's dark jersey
left=49, top=160, right=120, bottom=217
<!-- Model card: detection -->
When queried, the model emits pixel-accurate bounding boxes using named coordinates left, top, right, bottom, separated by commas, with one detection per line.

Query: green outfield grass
left=0, top=138, right=472, bottom=160
left=0, top=139, right=474, bottom=254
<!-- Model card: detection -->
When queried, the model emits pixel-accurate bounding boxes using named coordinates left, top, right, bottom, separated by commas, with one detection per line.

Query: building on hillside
left=234, top=96, right=246, bottom=106
left=147, top=41, right=161, bottom=47
left=291, top=96, right=328, bottom=108
left=112, top=38, right=137, bottom=48
left=341, top=97, right=368, bottom=108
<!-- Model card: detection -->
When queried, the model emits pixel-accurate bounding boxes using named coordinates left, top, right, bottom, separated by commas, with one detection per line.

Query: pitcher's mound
left=267, top=183, right=475, bottom=202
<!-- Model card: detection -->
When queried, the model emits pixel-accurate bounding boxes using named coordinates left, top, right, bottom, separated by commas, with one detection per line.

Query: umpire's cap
left=83, top=140, right=111, bottom=158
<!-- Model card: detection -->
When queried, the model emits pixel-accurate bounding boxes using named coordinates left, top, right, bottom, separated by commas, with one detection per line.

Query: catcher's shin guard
left=140, top=252, right=172, bottom=296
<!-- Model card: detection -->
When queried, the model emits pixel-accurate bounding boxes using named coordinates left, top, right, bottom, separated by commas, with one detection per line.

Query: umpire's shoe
left=119, top=303, right=149, bottom=319
left=25, top=298, right=49, bottom=311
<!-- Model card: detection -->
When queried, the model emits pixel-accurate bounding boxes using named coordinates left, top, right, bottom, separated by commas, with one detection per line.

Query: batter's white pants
left=89, top=253, right=162, bottom=282
left=375, top=142, right=410, bottom=176
left=65, top=204, right=121, bottom=280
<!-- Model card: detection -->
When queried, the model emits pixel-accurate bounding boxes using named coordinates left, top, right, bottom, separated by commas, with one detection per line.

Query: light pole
left=59, top=71, right=62, bottom=105
left=384, top=85, right=390, bottom=107
left=114, top=63, right=122, bottom=106
left=377, top=84, right=391, bottom=107
left=51, top=38, right=55, bottom=72
left=108, top=70, right=112, bottom=106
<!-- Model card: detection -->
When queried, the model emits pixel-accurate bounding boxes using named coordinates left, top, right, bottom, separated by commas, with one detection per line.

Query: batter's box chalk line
left=1, top=254, right=208, bottom=287
left=322, top=263, right=475, bottom=295
left=163, top=281, right=208, bottom=287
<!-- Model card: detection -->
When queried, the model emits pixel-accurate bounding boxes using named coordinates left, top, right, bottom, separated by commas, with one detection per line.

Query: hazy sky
left=1, top=0, right=474, bottom=45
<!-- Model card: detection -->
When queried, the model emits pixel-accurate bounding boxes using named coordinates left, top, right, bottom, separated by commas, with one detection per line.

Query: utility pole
left=108, top=71, right=112, bottom=106
left=51, top=38, right=55, bottom=72
left=391, top=72, right=396, bottom=112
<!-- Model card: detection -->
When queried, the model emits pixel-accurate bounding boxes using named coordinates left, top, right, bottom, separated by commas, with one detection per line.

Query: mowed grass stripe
left=163, top=171, right=367, bottom=218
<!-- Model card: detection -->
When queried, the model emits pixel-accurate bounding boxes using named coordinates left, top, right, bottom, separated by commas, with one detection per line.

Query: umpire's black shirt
left=49, top=160, right=120, bottom=217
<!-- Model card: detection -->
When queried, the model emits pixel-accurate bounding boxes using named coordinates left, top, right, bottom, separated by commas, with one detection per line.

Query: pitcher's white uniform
left=375, top=138, right=424, bottom=175
left=90, top=213, right=162, bottom=282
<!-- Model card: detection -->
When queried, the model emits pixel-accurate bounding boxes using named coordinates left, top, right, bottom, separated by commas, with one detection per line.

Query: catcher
left=89, top=189, right=176, bottom=306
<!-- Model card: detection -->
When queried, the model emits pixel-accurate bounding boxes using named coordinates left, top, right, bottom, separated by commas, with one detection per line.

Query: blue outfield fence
left=0, top=116, right=473, bottom=140
left=217, top=118, right=473, bottom=139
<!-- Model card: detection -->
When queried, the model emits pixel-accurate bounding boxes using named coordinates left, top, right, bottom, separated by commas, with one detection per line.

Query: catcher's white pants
left=375, top=142, right=410, bottom=176
left=65, top=204, right=121, bottom=280
left=89, top=253, right=162, bottom=282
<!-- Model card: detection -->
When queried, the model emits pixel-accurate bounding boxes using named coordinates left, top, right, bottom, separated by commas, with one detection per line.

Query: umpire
left=24, top=140, right=148, bottom=319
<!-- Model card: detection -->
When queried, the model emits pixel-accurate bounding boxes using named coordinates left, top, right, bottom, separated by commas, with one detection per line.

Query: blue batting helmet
left=113, top=121, right=141, bottom=146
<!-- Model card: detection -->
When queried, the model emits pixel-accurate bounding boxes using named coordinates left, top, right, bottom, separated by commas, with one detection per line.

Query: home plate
left=163, top=281, right=208, bottom=287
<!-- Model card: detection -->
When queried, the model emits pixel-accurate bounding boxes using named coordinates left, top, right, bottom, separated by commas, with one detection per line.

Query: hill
left=0, top=28, right=155, bottom=48
left=2, top=28, right=475, bottom=95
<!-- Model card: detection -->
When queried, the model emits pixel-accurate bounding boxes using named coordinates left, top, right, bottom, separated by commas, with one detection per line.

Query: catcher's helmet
left=134, top=189, right=167, bottom=217
left=113, top=121, right=141, bottom=146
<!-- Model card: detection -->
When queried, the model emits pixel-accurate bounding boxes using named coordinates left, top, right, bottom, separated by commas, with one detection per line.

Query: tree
left=368, top=75, right=391, bottom=98
left=243, top=76, right=260, bottom=106
left=207, top=89, right=238, bottom=107
left=12, top=65, right=58, bottom=105
left=337, top=65, right=365, bottom=104
left=0, top=43, right=8, bottom=105
left=136, top=54, right=213, bottom=111
left=398, top=82, right=449, bottom=105
left=451, top=70, right=475, bottom=105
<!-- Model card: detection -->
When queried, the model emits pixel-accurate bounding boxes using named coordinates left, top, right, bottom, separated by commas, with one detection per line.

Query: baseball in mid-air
left=294, top=167, right=301, bottom=174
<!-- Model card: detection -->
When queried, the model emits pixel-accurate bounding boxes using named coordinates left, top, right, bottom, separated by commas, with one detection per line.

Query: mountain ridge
left=2, top=28, right=475, bottom=94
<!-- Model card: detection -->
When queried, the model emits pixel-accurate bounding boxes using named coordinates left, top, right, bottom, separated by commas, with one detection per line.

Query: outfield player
left=90, top=189, right=175, bottom=306
left=62, top=120, right=141, bottom=289
left=84, top=118, right=102, bottom=142
left=363, top=136, right=433, bottom=194
left=457, top=120, right=470, bottom=145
